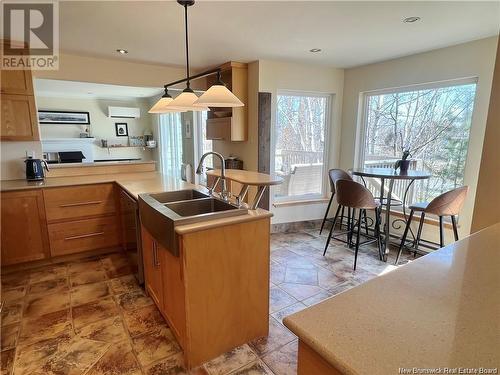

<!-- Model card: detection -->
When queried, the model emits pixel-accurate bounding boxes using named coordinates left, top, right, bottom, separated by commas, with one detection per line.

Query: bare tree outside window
left=274, top=94, right=329, bottom=200
left=363, top=82, right=476, bottom=203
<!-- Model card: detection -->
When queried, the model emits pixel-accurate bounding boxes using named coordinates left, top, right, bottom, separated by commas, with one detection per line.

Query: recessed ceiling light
left=310, top=48, right=322, bottom=53
left=403, top=16, right=421, bottom=23
left=116, top=49, right=128, bottom=54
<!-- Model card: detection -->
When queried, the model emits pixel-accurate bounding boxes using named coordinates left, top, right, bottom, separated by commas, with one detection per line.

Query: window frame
left=272, top=90, right=332, bottom=203
left=354, top=77, right=479, bottom=170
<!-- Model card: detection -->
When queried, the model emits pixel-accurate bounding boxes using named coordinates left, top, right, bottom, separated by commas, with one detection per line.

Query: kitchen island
left=284, top=223, right=500, bottom=375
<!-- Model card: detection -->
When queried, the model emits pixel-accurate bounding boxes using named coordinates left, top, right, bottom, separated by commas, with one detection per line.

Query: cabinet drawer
left=48, top=216, right=120, bottom=256
left=44, top=184, right=116, bottom=221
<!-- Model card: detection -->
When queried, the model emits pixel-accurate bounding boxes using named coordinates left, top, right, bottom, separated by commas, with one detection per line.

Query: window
left=360, top=80, right=477, bottom=203
left=195, top=111, right=212, bottom=185
left=158, top=113, right=183, bottom=178
left=274, top=92, right=330, bottom=201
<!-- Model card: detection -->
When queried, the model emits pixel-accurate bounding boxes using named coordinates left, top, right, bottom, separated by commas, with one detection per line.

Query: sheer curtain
left=158, top=113, right=183, bottom=178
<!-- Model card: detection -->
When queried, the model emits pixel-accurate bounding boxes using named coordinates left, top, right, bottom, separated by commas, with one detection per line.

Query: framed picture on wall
left=115, top=123, right=128, bottom=137
left=38, top=110, right=90, bottom=125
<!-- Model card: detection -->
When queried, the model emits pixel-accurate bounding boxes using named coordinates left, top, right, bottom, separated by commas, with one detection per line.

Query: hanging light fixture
left=150, top=0, right=243, bottom=113
left=148, top=88, right=186, bottom=113
left=194, top=71, right=243, bottom=107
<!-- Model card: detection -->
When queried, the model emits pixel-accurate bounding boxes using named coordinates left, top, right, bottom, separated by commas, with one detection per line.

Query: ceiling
left=59, top=1, right=500, bottom=69
left=34, top=79, right=164, bottom=99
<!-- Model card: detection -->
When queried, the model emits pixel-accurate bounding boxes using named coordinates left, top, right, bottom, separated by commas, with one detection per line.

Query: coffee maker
left=25, top=157, right=49, bottom=181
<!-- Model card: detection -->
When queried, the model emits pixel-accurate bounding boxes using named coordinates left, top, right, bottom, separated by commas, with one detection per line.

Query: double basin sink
left=138, top=189, right=248, bottom=256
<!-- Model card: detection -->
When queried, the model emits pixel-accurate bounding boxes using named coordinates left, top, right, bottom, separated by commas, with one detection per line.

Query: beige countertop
left=1, top=172, right=272, bottom=233
left=207, top=169, right=283, bottom=186
left=48, top=160, right=156, bottom=169
left=284, top=223, right=500, bottom=374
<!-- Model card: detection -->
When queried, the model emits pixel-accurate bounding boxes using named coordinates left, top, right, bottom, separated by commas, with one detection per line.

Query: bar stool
left=395, top=186, right=469, bottom=265
left=319, top=169, right=352, bottom=235
left=324, top=179, right=383, bottom=270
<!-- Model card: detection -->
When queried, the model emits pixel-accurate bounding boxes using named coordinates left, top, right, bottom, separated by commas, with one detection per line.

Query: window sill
left=273, top=198, right=330, bottom=208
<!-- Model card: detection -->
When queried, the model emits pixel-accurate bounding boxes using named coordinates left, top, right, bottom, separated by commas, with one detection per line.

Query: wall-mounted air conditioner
left=108, top=106, right=140, bottom=118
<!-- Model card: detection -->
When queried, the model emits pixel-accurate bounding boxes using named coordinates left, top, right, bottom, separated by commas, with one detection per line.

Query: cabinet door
left=159, top=243, right=186, bottom=347
left=0, top=70, right=34, bottom=95
left=1, top=190, right=50, bottom=265
left=0, top=94, right=39, bottom=141
left=141, top=227, right=163, bottom=308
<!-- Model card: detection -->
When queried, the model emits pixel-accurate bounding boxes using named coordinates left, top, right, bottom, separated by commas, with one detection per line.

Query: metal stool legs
left=451, top=215, right=459, bottom=241
left=323, top=205, right=341, bottom=256
left=396, top=209, right=414, bottom=265
left=319, top=193, right=334, bottom=235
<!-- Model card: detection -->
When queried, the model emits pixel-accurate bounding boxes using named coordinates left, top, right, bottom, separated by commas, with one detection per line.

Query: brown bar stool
left=319, top=169, right=352, bottom=235
left=324, top=179, right=383, bottom=270
left=395, top=186, right=469, bottom=265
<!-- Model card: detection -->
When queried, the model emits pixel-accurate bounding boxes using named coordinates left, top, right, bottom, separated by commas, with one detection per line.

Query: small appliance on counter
left=58, top=151, right=86, bottom=164
left=25, top=157, right=49, bottom=181
left=225, top=156, right=243, bottom=170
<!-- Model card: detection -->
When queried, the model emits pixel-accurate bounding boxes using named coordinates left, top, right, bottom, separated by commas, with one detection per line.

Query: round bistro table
left=351, top=167, right=431, bottom=260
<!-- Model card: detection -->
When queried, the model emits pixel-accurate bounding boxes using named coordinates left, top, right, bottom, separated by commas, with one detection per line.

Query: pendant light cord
left=184, top=3, right=191, bottom=91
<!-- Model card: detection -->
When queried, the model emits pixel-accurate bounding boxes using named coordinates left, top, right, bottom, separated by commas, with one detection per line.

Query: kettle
left=25, top=157, right=49, bottom=181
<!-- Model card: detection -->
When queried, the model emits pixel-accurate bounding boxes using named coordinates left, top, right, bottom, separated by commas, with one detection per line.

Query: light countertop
left=283, top=223, right=500, bottom=374
left=1, top=172, right=273, bottom=234
left=207, top=169, right=283, bottom=186
left=48, top=160, right=156, bottom=168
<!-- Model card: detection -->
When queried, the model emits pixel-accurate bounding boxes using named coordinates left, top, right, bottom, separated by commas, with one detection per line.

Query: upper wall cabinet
left=206, top=62, right=248, bottom=142
left=0, top=40, right=40, bottom=141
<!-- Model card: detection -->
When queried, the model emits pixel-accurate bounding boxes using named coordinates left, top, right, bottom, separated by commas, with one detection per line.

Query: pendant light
left=194, top=71, right=243, bottom=107
left=166, top=0, right=208, bottom=112
left=148, top=88, right=186, bottom=113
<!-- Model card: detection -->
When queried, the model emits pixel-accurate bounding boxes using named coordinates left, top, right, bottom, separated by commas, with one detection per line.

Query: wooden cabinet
left=43, top=184, right=116, bottom=222
left=1, top=94, right=39, bottom=140
left=1, top=69, right=34, bottom=95
left=48, top=216, right=120, bottom=257
left=1, top=190, right=50, bottom=265
left=142, top=227, right=164, bottom=308
left=206, top=62, right=247, bottom=141
left=0, top=50, right=39, bottom=141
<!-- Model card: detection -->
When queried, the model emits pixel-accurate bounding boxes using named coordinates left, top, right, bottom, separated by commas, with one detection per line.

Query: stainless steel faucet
left=196, top=152, right=229, bottom=201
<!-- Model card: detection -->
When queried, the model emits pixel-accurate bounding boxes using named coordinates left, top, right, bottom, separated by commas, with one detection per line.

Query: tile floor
left=0, top=227, right=416, bottom=375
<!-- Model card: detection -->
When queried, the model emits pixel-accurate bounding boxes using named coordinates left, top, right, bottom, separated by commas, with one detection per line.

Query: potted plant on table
left=394, top=149, right=411, bottom=173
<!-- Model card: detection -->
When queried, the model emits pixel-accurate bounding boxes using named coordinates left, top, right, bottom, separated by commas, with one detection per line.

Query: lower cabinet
left=1, top=190, right=50, bottom=265
left=141, top=227, right=164, bottom=308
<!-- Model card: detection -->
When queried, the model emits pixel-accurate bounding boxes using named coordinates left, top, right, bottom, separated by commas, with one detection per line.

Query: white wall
left=340, top=36, right=498, bottom=237
left=257, top=60, right=345, bottom=224
left=36, top=96, right=155, bottom=161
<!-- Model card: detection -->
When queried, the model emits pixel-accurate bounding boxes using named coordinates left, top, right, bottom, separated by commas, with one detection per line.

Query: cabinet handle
left=154, top=242, right=160, bottom=267
left=64, top=231, right=105, bottom=240
left=59, top=200, right=103, bottom=208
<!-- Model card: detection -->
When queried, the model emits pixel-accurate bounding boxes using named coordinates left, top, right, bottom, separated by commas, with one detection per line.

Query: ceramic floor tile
left=1, top=324, right=19, bottom=351
left=328, top=279, right=361, bottom=295
left=249, top=317, right=295, bottom=356
left=283, top=267, right=318, bottom=286
left=132, top=326, right=181, bottom=367
left=270, top=262, right=286, bottom=285
left=270, top=303, right=307, bottom=325
left=204, top=344, right=258, bottom=375
left=1, top=286, right=26, bottom=302
left=72, top=296, right=120, bottom=329
left=122, top=304, right=167, bottom=337
left=13, top=331, right=73, bottom=375
left=18, top=309, right=71, bottom=346
left=1, top=273, right=29, bottom=290
left=269, top=287, right=298, bottom=314
left=230, top=360, right=274, bottom=375
left=101, top=254, right=137, bottom=278
left=116, top=290, right=154, bottom=311
left=301, top=290, right=333, bottom=307
left=67, top=259, right=103, bottom=275
left=317, top=267, right=347, bottom=290
left=23, top=292, right=70, bottom=319
left=1, top=301, right=23, bottom=326
left=108, top=275, right=141, bottom=295
left=29, top=265, right=67, bottom=284
left=76, top=315, right=128, bottom=344
left=85, top=340, right=141, bottom=375
left=33, top=337, right=110, bottom=375
left=278, top=283, right=323, bottom=301
left=1, top=348, right=15, bottom=375
left=145, top=353, right=209, bottom=375
left=261, top=340, right=298, bottom=375
left=70, top=269, right=108, bottom=287
left=70, top=281, right=111, bottom=306
left=28, top=277, right=69, bottom=296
